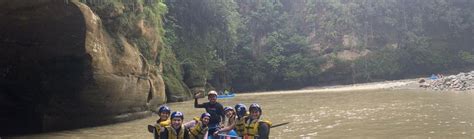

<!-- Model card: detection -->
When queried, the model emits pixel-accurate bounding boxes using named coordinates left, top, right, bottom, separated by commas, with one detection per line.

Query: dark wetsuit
left=257, top=123, right=270, bottom=139
left=194, top=100, right=225, bottom=136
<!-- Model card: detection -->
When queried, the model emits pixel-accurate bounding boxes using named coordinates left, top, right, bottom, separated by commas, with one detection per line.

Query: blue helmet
left=249, top=103, right=262, bottom=113
left=158, top=105, right=171, bottom=114
left=200, top=112, right=211, bottom=119
left=171, top=111, right=184, bottom=119
left=235, top=103, right=247, bottom=117
left=234, top=103, right=245, bottom=111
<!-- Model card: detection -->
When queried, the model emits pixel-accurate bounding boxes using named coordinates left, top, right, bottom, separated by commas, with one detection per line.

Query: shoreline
left=239, top=79, right=418, bottom=96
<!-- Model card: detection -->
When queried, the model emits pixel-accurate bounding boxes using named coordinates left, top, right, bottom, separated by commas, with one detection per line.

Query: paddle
left=271, top=122, right=290, bottom=128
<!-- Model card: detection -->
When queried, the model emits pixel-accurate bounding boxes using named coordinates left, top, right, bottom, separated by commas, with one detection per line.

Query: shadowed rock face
left=0, top=0, right=166, bottom=135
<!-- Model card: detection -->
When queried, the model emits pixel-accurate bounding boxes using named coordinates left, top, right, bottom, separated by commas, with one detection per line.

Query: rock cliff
left=0, top=0, right=182, bottom=135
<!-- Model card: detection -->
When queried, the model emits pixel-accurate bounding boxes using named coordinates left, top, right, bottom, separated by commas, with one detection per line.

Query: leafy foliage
left=165, top=0, right=474, bottom=91
left=164, top=0, right=240, bottom=88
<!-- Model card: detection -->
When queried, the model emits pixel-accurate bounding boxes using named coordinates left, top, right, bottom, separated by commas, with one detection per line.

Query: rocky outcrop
left=0, top=0, right=168, bottom=135
left=419, top=71, right=474, bottom=91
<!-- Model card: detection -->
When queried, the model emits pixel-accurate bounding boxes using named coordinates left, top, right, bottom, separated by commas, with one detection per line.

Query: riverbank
left=418, top=71, right=474, bottom=91
left=240, top=74, right=474, bottom=97
left=239, top=79, right=418, bottom=96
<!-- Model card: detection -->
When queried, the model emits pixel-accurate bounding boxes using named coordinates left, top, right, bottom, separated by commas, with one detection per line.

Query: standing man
left=194, top=90, right=225, bottom=138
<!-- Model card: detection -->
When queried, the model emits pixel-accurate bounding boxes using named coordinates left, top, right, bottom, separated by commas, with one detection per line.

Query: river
left=12, top=89, right=474, bottom=138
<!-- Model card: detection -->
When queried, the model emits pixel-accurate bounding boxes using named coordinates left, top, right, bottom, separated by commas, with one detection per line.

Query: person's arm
left=151, top=125, right=159, bottom=139
left=204, top=129, right=209, bottom=138
left=214, top=117, right=236, bottom=135
left=257, top=123, right=270, bottom=139
left=184, top=120, right=197, bottom=129
left=194, top=98, right=205, bottom=108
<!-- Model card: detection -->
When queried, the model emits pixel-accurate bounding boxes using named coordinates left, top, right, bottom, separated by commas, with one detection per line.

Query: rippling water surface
left=14, top=89, right=474, bottom=138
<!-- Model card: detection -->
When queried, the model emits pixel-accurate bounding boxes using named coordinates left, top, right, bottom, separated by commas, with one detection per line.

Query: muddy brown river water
left=13, top=89, right=474, bottom=138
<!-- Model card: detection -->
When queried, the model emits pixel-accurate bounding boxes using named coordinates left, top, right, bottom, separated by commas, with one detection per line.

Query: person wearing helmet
left=148, top=105, right=172, bottom=138
left=242, top=103, right=272, bottom=139
left=194, top=90, right=225, bottom=138
left=234, top=104, right=248, bottom=137
left=184, top=113, right=211, bottom=139
left=160, top=111, right=190, bottom=139
left=234, top=103, right=248, bottom=119
left=156, top=105, right=172, bottom=126
left=213, top=106, right=238, bottom=137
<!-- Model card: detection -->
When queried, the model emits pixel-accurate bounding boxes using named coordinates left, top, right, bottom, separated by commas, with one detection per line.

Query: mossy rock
left=163, top=74, right=191, bottom=102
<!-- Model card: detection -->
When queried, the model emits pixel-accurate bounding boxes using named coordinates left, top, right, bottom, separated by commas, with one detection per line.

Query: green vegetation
left=161, top=45, right=190, bottom=100
left=162, top=0, right=474, bottom=91
left=84, top=0, right=474, bottom=92
left=83, top=0, right=168, bottom=61
left=164, top=0, right=240, bottom=89
left=460, top=51, right=474, bottom=64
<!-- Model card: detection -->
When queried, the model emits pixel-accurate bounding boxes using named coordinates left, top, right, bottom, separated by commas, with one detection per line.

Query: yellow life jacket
left=192, top=117, right=200, bottom=121
left=159, top=119, right=171, bottom=127
left=166, top=125, right=186, bottom=139
left=153, top=119, right=171, bottom=135
left=242, top=118, right=272, bottom=139
left=189, top=119, right=208, bottom=139
left=235, top=116, right=247, bottom=136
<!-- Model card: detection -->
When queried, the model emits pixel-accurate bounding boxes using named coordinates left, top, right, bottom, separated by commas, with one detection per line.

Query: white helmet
left=208, top=90, right=218, bottom=96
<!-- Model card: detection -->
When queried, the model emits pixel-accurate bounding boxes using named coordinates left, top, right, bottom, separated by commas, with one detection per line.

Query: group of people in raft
left=147, top=90, right=271, bottom=139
